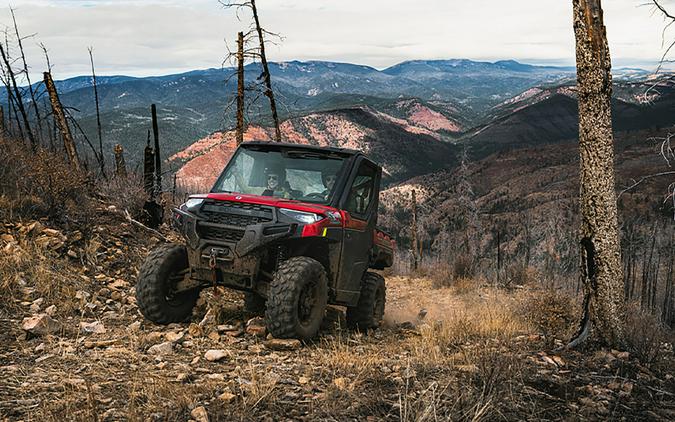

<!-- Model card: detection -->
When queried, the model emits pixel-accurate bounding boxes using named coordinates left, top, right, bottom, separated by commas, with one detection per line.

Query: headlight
left=279, top=208, right=323, bottom=224
left=181, top=198, right=204, bottom=212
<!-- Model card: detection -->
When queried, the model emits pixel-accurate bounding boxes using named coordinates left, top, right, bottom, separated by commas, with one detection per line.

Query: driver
left=261, top=162, right=296, bottom=199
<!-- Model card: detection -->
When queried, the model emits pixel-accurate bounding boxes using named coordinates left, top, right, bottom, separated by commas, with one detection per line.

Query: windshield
left=212, top=147, right=348, bottom=204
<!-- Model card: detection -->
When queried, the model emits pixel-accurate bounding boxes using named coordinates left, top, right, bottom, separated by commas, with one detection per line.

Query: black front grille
left=197, top=225, right=245, bottom=242
left=197, top=200, right=274, bottom=243
left=200, top=200, right=273, bottom=227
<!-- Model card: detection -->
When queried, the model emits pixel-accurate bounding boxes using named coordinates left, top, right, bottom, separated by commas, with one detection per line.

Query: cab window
left=345, top=161, right=376, bottom=217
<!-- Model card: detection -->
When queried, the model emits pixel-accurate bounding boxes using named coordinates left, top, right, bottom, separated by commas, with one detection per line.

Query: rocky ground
left=1, top=211, right=674, bottom=421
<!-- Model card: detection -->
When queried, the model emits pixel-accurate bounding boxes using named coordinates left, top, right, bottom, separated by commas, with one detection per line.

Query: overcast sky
left=2, top=0, right=674, bottom=81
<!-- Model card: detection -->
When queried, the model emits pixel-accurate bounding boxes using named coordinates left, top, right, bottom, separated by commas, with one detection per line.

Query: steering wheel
left=305, top=192, right=326, bottom=200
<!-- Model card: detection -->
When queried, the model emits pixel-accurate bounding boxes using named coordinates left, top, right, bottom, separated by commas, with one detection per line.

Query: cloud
left=1, top=0, right=673, bottom=81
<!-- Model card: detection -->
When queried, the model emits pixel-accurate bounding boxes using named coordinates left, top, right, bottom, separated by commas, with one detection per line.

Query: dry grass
left=0, top=232, right=84, bottom=317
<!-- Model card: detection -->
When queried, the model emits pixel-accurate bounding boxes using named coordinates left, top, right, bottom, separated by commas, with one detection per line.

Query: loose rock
left=190, top=406, right=209, bottom=422
left=204, top=349, right=227, bottom=362
left=246, top=317, right=267, bottom=337
left=218, top=391, right=236, bottom=403
left=21, top=314, right=60, bottom=336
left=79, top=321, right=106, bottom=334
left=264, top=338, right=301, bottom=351
left=147, top=341, right=173, bottom=355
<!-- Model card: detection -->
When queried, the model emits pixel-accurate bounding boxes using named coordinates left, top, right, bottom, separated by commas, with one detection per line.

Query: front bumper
left=172, top=207, right=296, bottom=290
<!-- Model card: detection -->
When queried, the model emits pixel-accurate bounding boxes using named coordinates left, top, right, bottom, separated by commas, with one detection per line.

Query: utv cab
left=136, top=142, right=394, bottom=340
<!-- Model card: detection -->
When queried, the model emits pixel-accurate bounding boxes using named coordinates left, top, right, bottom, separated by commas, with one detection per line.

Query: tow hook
left=209, top=248, right=219, bottom=295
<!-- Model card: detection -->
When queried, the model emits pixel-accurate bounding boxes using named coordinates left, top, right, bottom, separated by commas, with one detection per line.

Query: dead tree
left=151, top=104, right=162, bottom=196
left=114, top=144, right=127, bottom=178
left=236, top=31, right=245, bottom=145
left=221, top=0, right=282, bottom=141
left=567, top=0, right=624, bottom=349
left=4, top=81, right=23, bottom=140
left=11, top=8, right=44, bottom=144
left=456, top=146, right=480, bottom=258
left=411, top=189, right=419, bottom=271
left=89, top=47, right=106, bottom=178
left=43, top=71, right=81, bottom=172
left=143, top=130, right=155, bottom=196
left=250, top=0, right=281, bottom=141
left=0, top=41, right=35, bottom=149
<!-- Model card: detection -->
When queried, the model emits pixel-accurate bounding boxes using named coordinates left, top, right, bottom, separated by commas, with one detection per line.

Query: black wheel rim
left=297, top=280, right=318, bottom=326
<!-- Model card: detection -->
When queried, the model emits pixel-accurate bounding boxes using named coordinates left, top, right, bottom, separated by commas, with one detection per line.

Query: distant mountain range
left=1, top=58, right=665, bottom=176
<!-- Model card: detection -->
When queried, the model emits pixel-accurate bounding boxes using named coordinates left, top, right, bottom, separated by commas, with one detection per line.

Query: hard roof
left=242, top=141, right=360, bottom=156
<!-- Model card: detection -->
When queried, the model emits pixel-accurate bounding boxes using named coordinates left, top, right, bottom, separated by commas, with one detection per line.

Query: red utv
left=135, top=142, right=395, bottom=340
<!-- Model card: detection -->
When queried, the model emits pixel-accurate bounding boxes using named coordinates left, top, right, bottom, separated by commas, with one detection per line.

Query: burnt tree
left=0, top=42, right=35, bottom=149
left=89, top=47, right=106, bottom=178
left=11, top=8, right=44, bottom=144
left=250, top=0, right=281, bottom=141
left=568, top=0, right=624, bottom=348
left=44, top=71, right=81, bottom=171
left=151, top=104, right=162, bottom=196
left=221, top=0, right=282, bottom=141
left=236, top=31, right=245, bottom=145
left=114, top=144, right=127, bottom=178
left=411, top=189, right=419, bottom=271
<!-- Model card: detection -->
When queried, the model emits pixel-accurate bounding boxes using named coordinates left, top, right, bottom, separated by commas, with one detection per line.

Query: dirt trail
left=0, top=273, right=456, bottom=421
left=383, top=276, right=462, bottom=327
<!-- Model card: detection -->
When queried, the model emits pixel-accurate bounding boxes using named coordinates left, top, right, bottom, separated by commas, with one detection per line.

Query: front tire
left=265, top=257, right=328, bottom=340
left=136, top=244, right=200, bottom=324
left=346, top=272, right=386, bottom=330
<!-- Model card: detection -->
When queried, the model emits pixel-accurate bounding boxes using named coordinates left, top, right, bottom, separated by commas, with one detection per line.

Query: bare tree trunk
left=11, top=9, right=44, bottom=145
left=151, top=104, right=162, bottom=197
left=250, top=0, right=281, bottom=141
left=89, top=47, right=106, bottom=178
left=0, top=42, right=35, bottom=149
left=114, top=144, right=127, bottom=178
left=5, top=85, right=21, bottom=140
left=0, top=105, right=4, bottom=137
left=568, top=0, right=624, bottom=349
left=144, top=130, right=155, bottom=197
left=43, top=98, right=55, bottom=152
left=43, top=71, right=81, bottom=171
left=236, top=31, right=245, bottom=146
left=411, top=189, right=418, bottom=271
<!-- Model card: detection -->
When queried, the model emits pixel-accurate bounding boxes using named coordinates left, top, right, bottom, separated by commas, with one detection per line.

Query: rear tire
left=244, top=292, right=266, bottom=315
left=136, top=244, right=200, bottom=324
left=346, top=272, right=386, bottom=330
left=265, top=257, right=328, bottom=340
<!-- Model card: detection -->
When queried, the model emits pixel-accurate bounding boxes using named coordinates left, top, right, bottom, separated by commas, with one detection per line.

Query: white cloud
left=2, top=0, right=674, bottom=81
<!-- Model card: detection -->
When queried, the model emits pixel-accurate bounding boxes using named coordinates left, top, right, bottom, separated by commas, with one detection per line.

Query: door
left=335, top=158, right=380, bottom=304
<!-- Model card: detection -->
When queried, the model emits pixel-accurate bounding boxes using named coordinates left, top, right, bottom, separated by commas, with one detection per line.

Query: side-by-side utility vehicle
left=136, top=142, right=395, bottom=339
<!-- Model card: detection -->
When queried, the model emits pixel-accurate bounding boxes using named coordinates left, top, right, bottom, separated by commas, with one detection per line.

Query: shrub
left=623, top=303, right=672, bottom=365
left=0, top=138, right=88, bottom=222
left=520, top=289, right=579, bottom=346
left=452, top=253, right=476, bottom=279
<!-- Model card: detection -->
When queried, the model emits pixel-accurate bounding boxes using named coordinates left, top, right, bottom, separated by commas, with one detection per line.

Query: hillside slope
left=172, top=106, right=460, bottom=190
